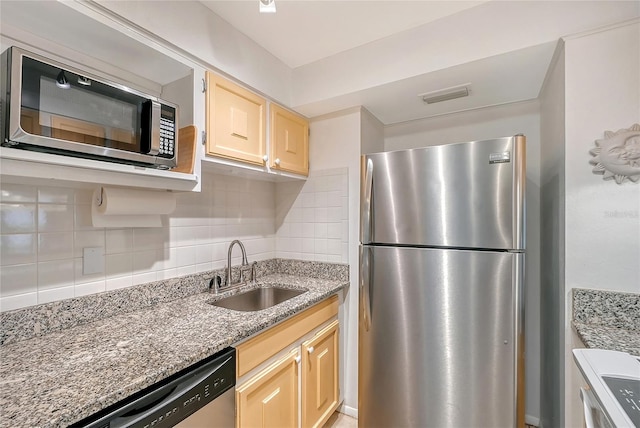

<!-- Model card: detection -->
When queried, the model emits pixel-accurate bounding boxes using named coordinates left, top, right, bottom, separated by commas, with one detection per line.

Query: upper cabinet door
left=205, top=72, right=267, bottom=165
left=270, top=103, right=309, bottom=176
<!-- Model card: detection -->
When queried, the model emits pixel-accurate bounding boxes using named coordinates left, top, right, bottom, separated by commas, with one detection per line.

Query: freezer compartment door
left=360, top=135, right=525, bottom=250
left=359, top=246, right=524, bottom=428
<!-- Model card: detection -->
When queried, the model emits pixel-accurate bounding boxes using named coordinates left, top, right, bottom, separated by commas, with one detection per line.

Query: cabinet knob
left=295, top=355, right=301, bottom=364
left=308, top=346, right=314, bottom=354
left=274, top=158, right=281, bottom=165
left=262, top=155, right=268, bottom=162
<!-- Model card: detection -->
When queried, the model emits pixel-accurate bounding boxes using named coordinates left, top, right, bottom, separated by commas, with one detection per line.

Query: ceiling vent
left=419, top=84, right=470, bottom=104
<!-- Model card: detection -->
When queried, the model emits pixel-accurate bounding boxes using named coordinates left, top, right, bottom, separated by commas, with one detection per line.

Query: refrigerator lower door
left=359, top=245, right=524, bottom=428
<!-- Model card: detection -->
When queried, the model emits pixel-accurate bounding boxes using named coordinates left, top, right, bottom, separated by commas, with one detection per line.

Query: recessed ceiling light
left=419, top=83, right=471, bottom=104
left=259, top=0, right=276, bottom=13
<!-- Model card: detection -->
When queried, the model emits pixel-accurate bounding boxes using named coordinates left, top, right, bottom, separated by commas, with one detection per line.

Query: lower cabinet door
left=237, top=350, right=299, bottom=428
left=301, top=320, right=340, bottom=428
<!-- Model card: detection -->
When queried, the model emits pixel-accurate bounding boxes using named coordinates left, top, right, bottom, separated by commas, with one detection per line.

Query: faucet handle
left=251, top=261, right=258, bottom=283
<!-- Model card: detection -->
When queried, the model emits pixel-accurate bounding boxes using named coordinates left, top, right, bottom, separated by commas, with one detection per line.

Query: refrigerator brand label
left=489, top=151, right=511, bottom=164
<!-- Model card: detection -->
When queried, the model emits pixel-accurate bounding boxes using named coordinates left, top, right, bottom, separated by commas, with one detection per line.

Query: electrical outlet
left=83, top=247, right=104, bottom=275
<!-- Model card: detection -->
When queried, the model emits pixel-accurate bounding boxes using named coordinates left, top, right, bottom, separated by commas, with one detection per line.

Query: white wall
left=308, top=108, right=363, bottom=417
left=562, top=21, right=640, bottom=428
left=384, top=100, right=542, bottom=424
left=539, top=41, right=567, bottom=428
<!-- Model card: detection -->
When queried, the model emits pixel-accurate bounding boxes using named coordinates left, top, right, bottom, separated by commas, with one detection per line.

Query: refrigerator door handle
left=361, top=158, right=374, bottom=244
left=360, top=246, right=372, bottom=331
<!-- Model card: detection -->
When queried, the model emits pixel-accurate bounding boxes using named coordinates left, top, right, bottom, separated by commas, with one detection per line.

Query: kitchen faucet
left=224, top=240, right=257, bottom=289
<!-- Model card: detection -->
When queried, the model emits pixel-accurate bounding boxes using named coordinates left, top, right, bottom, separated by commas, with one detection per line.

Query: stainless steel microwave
left=1, top=47, right=178, bottom=169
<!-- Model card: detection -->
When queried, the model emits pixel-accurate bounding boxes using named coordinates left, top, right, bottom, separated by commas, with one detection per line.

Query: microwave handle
left=149, top=101, right=161, bottom=155
left=141, top=100, right=161, bottom=155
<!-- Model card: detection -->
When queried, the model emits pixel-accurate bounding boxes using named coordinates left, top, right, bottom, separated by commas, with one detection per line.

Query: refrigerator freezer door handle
left=361, top=158, right=374, bottom=244
left=360, top=246, right=372, bottom=331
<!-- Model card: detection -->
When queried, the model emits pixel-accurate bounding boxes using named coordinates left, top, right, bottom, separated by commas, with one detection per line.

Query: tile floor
left=323, top=411, right=538, bottom=428
left=323, top=411, right=357, bottom=428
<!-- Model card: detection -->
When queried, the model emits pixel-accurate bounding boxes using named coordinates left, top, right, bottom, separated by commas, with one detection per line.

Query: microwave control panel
left=159, top=118, right=175, bottom=157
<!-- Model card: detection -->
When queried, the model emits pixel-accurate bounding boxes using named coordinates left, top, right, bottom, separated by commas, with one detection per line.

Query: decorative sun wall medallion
left=589, top=123, right=640, bottom=184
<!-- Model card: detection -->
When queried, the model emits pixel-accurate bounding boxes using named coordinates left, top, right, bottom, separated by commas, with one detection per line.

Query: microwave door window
left=19, top=56, right=144, bottom=154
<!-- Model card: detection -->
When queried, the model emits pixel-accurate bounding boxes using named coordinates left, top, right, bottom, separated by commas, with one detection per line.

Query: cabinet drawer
left=237, top=295, right=338, bottom=377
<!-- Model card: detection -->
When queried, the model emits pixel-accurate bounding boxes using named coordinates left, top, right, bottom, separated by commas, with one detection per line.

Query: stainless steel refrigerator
left=359, top=135, right=526, bottom=428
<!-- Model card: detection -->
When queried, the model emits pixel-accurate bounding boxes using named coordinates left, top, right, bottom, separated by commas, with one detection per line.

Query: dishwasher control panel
left=71, top=347, right=236, bottom=428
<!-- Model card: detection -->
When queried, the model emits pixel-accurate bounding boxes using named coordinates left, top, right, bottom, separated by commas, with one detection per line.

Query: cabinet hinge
left=202, top=131, right=207, bottom=145
left=202, top=78, right=207, bottom=93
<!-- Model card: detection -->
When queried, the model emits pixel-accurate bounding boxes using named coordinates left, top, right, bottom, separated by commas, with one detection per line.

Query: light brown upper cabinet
left=270, top=103, right=309, bottom=176
left=205, top=72, right=267, bottom=165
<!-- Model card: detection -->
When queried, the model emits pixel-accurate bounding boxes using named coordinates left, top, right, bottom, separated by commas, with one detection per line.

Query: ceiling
left=195, top=0, right=566, bottom=124
left=200, top=1, right=488, bottom=69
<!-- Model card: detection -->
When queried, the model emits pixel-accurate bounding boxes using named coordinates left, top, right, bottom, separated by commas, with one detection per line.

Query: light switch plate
left=83, top=247, right=104, bottom=275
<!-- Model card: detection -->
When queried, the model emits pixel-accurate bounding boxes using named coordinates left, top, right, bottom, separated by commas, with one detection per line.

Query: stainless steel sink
left=209, top=286, right=306, bottom=312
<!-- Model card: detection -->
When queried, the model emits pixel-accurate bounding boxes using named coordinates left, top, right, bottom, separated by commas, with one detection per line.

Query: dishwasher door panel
left=174, top=387, right=235, bottom=428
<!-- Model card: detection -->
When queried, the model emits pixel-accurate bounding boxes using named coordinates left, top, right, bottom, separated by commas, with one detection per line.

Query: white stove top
left=573, top=349, right=640, bottom=427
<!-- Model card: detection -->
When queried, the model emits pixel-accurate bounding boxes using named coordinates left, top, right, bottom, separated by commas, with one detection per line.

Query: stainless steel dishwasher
left=72, top=347, right=235, bottom=428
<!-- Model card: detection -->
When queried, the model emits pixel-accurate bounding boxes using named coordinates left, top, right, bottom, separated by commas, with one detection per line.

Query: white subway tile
left=314, top=254, right=328, bottom=262
left=74, top=257, right=105, bottom=285
left=327, top=255, right=342, bottom=263
left=74, top=205, right=97, bottom=230
left=302, top=223, right=314, bottom=239
left=0, top=263, right=37, bottom=296
left=327, top=239, right=341, bottom=256
left=302, top=208, right=314, bottom=222
left=38, top=286, right=74, bottom=304
left=278, top=223, right=290, bottom=238
left=314, top=239, right=328, bottom=255
left=314, top=224, right=328, bottom=239
left=1, top=203, right=37, bottom=233
left=133, top=250, right=158, bottom=274
left=1, top=234, right=37, bottom=265
left=0, top=292, right=37, bottom=312
left=38, top=204, right=73, bottom=232
left=176, top=265, right=196, bottom=277
left=74, top=189, right=94, bottom=205
left=157, top=268, right=177, bottom=280
left=315, top=192, right=328, bottom=208
left=38, top=232, right=74, bottom=262
left=341, top=198, right=349, bottom=220
left=289, top=222, right=302, bottom=238
left=37, top=259, right=74, bottom=290
left=195, top=262, right=214, bottom=273
left=37, top=187, right=75, bottom=204
left=105, top=229, right=133, bottom=254
left=327, top=207, right=341, bottom=223
left=195, top=244, right=213, bottom=265
left=74, top=230, right=105, bottom=258
left=301, top=193, right=315, bottom=208
left=133, top=228, right=164, bottom=251
left=106, top=253, right=133, bottom=278
left=176, top=246, right=196, bottom=267
left=133, top=272, right=156, bottom=286
left=106, top=276, right=133, bottom=291
left=75, top=280, right=106, bottom=297
left=316, top=208, right=328, bottom=222
left=0, top=184, right=37, bottom=203
left=301, top=253, right=314, bottom=261
left=302, top=238, right=314, bottom=254
left=210, top=225, right=227, bottom=240
left=327, top=191, right=341, bottom=207
left=327, top=223, right=341, bottom=240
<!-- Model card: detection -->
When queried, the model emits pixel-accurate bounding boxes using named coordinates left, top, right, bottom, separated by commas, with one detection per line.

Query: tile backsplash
left=275, top=167, right=349, bottom=264
left=0, top=168, right=349, bottom=312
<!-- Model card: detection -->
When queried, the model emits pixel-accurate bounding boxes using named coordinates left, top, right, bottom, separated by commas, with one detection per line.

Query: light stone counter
left=0, top=259, right=349, bottom=428
left=572, top=288, right=640, bottom=356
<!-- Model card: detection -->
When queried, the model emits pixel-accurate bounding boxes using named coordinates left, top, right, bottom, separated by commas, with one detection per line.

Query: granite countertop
left=0, top=260, right=349, bottom=428
left=572, top=288, right=640, bottom=356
